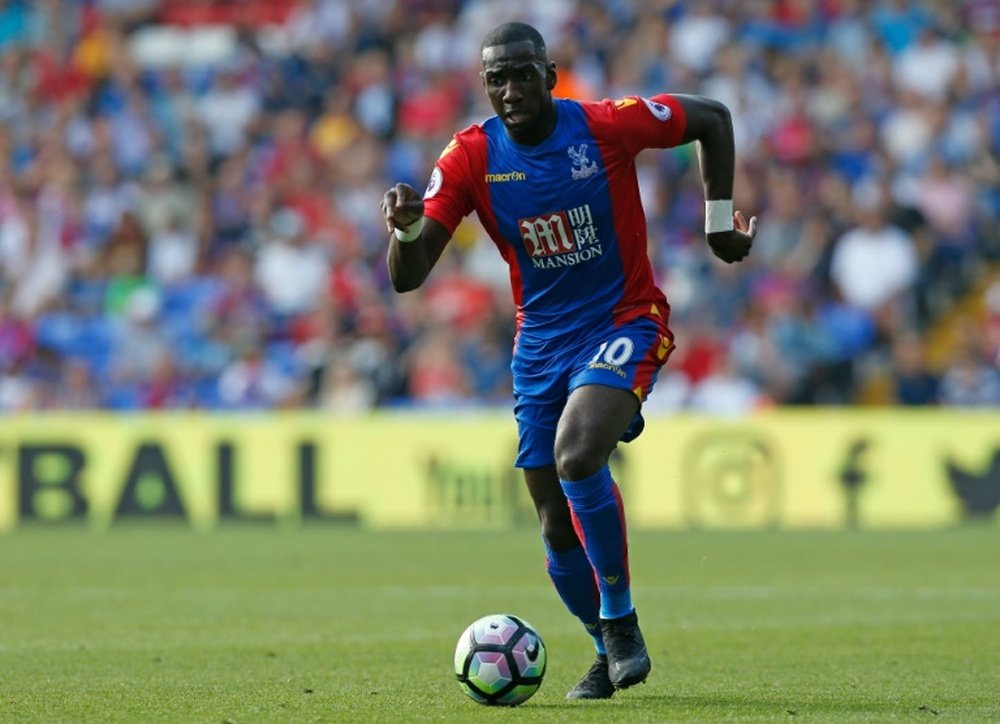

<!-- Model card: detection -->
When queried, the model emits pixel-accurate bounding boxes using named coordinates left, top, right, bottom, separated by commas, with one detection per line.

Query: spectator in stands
left=829, top=189, right=919, bottom=316
left=197, top=64, right=260, bottom=159
left=50, top=357, right=101, bottom=409
left=0, top=0, right=996, bottom=411
left=319, top=353, right=376, bottom=413
left=217, top=332, right=300, bottom=409
left=405, top=325, right=471, bottom=407
left=890, top=332, right=939, bottom=405
left=939, top=349, right=1000, bottom=407
left=254, top=208, right=328, bottom=320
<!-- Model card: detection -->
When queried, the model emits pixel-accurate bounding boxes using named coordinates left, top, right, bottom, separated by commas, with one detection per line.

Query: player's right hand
left=381, top=183, right=425, bottom=234
left=707, top=210, right=756, bottom=263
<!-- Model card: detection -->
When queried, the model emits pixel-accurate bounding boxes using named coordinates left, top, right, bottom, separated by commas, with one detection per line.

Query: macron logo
left=485, top=171, right=526, bottom=183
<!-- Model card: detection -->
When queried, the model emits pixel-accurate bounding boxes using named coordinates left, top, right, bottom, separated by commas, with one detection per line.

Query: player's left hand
left=707, top=210, right=756, bottom=263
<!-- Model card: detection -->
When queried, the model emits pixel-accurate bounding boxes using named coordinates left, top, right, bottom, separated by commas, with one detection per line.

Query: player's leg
left=523, top=465, right=614, bottom=699
left=555, top=383, right=651, bottom=689
left=524, top=464, right=602, bottom=648
left=514, top=348, right=617, bottom=700
left=554, top=316, right=672, bottom=689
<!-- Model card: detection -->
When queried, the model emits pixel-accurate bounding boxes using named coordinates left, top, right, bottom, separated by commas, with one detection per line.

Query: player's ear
left=546, top=62, right=557, bottom=91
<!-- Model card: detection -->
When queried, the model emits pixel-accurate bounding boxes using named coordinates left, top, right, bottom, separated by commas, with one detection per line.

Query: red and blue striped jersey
left=422, top=94, right=687, bottom=341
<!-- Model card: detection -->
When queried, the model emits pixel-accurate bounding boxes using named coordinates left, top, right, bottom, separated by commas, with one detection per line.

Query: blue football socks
left=560, top=466, right=634, bottom=620
left=544, top=541, right=605, bottom=654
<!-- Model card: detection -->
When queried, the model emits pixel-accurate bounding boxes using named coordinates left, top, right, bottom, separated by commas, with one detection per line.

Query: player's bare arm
left=382, top=182, right=451, bottom=292
left=675, top=94, right=757, bottom=264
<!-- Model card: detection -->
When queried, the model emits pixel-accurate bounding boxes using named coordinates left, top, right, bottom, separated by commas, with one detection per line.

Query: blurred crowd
left=1, top=0, right=1000, bottom=414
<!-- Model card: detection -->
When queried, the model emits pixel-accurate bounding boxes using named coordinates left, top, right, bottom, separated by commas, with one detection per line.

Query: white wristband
left=705, top=199, right=734, bottom=234
left=394, top=216, right=424, bottom=242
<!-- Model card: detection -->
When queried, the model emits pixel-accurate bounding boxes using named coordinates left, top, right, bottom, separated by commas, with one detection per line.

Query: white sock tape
left=705, top=199, right=734, bottom=234
left=393, top=216, right=424, bottom=242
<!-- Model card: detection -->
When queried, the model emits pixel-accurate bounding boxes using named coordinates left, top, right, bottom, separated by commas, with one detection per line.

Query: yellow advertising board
left=0, top=410, right=997, bottom=532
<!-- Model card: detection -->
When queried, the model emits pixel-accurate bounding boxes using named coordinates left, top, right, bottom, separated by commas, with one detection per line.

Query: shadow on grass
left=599, top=690, right=948, bottom=717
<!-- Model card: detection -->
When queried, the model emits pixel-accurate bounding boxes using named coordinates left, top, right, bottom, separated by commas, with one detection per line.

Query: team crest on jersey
left=424, top=167, right=443, bottom=199
left=518, top=204, right=602, bottom=269
left=568, top=144, right=598, bottom=180
left=641, top=97, right=671, bottom=122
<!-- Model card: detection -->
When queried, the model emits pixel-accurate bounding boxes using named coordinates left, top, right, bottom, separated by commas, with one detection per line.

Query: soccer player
left=381, top=22, right=756, bottom=699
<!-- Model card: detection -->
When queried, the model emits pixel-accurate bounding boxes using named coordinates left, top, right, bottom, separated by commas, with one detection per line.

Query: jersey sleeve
left=612, top=93, right=688, bottom=157
left=422, top=136, right=475, bottom=235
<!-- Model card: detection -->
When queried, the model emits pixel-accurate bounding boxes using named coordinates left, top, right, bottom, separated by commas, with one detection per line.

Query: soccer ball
left=453, top=613, right=547, bottom=706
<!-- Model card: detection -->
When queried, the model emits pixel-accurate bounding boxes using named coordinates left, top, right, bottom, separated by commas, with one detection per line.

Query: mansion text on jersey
left=530, top=246, right=603, bottom=269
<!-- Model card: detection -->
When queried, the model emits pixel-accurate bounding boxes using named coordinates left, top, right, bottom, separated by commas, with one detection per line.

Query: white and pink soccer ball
left=453, top=613, right=547, bottom=706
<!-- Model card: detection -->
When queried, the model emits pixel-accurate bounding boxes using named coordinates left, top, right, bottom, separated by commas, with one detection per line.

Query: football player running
left=382, top=21, right=756, bottom=699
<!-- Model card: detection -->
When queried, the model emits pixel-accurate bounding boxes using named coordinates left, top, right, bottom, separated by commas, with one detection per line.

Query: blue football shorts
left=512, top=314, right=674, bottom=469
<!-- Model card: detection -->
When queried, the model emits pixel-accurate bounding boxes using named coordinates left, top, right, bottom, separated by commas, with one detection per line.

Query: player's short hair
left=481, top=22, right=547, bottom=61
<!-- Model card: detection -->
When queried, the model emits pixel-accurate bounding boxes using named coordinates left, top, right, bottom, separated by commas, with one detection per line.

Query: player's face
left=481, top=41, right=556, bottom=145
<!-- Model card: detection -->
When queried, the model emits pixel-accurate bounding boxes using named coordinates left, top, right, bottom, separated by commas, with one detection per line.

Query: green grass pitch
left=2, top=524, right=999, bottom=721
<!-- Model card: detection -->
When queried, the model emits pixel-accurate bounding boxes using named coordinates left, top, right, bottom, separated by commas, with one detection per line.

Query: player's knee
left=554, top=440, right=605, bottom=482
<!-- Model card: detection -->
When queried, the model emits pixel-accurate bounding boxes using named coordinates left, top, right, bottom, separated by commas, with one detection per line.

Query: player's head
left=480, top=22, right=557, bottom=145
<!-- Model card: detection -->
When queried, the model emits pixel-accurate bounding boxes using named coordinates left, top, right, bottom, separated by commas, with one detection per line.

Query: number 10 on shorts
left=591, top=337, right=635, bottom=367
